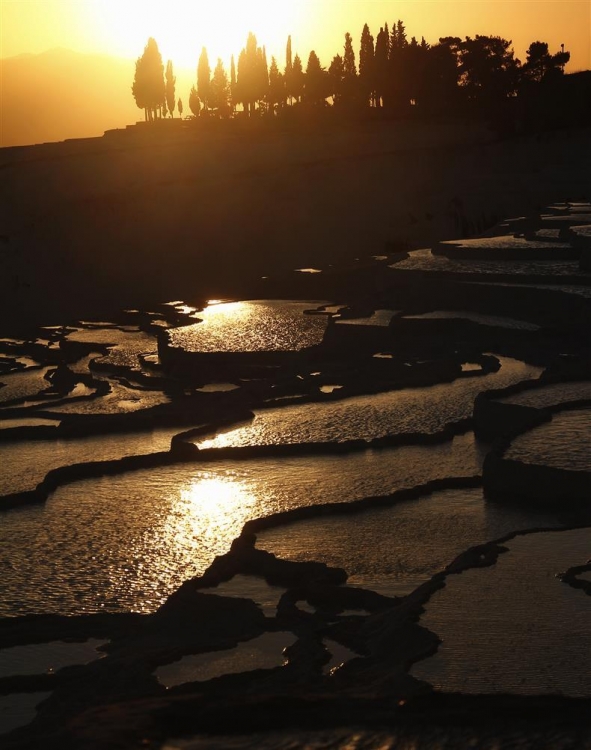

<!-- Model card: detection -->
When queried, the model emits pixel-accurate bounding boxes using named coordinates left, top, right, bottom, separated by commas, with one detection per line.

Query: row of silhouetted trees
left=131, top=22, right=571, bottom=121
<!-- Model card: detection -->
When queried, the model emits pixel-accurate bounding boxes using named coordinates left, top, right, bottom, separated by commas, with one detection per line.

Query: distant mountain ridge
left=1, top=48, right=145, bottom=147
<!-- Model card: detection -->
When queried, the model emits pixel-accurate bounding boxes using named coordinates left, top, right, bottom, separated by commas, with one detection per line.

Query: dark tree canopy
left=130, top=21, right=574, bottom=131
left=523, top=41, right=571, bottom=83
left=459, top=35, right=520, bottom=106
left=132, top=37, right=165, bottom=121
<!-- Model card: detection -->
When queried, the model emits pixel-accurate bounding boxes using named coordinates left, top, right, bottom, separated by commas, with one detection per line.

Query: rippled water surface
left=500, top=380, right=590, bottom=408
left=0, top=428, right=178, bottom=496
left=197, top=357, right=542, bottom=448
left=0, top=368, right=51, bottom=404
left=256, top=487, right=562, bottom=597
left=0, top=692, right=52, bottom=736
left=155, top=631, right=296, bottom=687
left=404, top=311, right=539, bottom=330
left=392, top=249, right=581, bottom=277
left=0, top=418, right=59, bottom=430
left=0, top=640, right=106, bottom=678
left=167, top=301, right=328, bottom=353
left=506, top=409, right=591, bottom=470
left=0, top=433, right=486, bottom=615
left=46, top=382, right=170, bottom=415
left=335, top=310, right=397, bottom=326
left=440, top=235, right=572, bottom=251
left=412, top=528, right=591, bottom=695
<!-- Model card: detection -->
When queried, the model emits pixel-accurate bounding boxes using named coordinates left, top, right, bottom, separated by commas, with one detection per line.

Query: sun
left=92, top=0, right=306, bottom=70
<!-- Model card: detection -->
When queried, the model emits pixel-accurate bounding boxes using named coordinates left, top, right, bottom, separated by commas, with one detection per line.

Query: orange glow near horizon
left=1, top=0, right=590, bottom=72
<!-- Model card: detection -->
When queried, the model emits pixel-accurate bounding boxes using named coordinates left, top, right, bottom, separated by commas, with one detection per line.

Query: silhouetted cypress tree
left=285, top=36, right=293, bottom=104
left=268, top=56, right=284, bottom=111
left=305, top=51, right=328, bottom=105
left=374, top=26, right=389, bottom=107
left=359, top=24, right=375, bottom=105
left=165, top=60, right=176, bottom=117
left=387, top=19, right=410, bottom=112
left=210, top=58, right=230, bottom=116
left=259, top=46, right=270, bottom=110
left=230, top=55, right=237, bottom=112
left=341, top=32, right=358, bottom=106
left=235, top=32, right=268, bottom=116
left=178, top=98, right=183, bottom=118
left=292, top=53, right=304, bottom=103
left=197, top=47, right=211, bottom=110
left=329, top=54, right=345, bottom=104
left=189, top=85, right=201, bottom=117
left=132, top=37, right=165, bottom=122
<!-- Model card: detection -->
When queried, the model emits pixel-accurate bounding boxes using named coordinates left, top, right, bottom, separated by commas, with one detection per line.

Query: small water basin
left=155, top=631, right=297, bottom=687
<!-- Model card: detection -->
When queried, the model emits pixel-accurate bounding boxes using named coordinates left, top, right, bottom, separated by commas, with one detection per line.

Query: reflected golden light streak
left=148, top=474, right=258, bottom=575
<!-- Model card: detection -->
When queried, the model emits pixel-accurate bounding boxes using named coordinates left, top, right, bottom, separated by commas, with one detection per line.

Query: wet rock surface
left=1, top=201, right=591, bottom=748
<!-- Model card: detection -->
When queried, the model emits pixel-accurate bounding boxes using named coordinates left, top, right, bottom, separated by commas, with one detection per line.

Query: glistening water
left=412, top=528, right=591, bottom=696
left=0, top=427, right=180, bottom=496
left=255, top=487, right=562, bottom=597
left=505, top=408, right=591, bottom=471
left=500, top=381, right=590, bottom=408
left=0, top=433, right=485, bottom=616
left=155, top=631, right=297, bottom=688
left=197, top=357, right=542, bottom=448
left=391, top=248, right=581, bottom=277
left=167, top=301, right=328, bottom=353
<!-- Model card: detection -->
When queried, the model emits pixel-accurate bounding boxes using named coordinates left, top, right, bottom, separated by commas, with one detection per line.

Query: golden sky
left=1, top=0, right=590, bottom=72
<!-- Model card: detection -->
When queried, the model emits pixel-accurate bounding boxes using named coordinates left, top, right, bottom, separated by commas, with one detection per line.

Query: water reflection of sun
left=107, top=472, right=259, bottom=613
left=177, top=474, right=257, bottom=549
left=159, top=474, right=257, bottom=567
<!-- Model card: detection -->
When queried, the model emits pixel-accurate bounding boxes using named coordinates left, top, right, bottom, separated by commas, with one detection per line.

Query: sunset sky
left=2, top=0, right=590, bottom=72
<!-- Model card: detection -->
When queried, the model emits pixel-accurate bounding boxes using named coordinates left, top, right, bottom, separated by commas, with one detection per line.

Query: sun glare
left=93, top=0, right=305, bottom=69
left=176, top=474, right=257, bottom=550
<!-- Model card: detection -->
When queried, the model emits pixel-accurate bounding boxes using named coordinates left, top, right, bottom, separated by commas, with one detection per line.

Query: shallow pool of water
left=46, top=381, right=170, bottom=416
left=0, top=427, right=179, bottom=496
left=500, top=381, right=590, bottom=408
left=440, top=235, right=572, bottom=252
left=505, top=409, right=591, bottom=471
left=167, top=301, right=328, bottom=354
left=412, top=527, right=591, bottom=696
left=0, top=692, right=52, bottom=736
left=202, top=575, right=286, bottom=617
left=155, top=631, right=296, bottom=687
left=0, top=433, right=486, bottom=615
left=197, top=357, right=542, bottom=449
left=335, top=310, right=398, bottom=327
left=0, top=418, right=60, bottom=430
left=404, top=311, right=539, bottom=331
left=0, top=639, right=106, bottom=678
left=256, top=487, right=562, bottom=597
left=0, top=368, right=51, bottom=404
left=392, top=249, right=580, bottom=277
